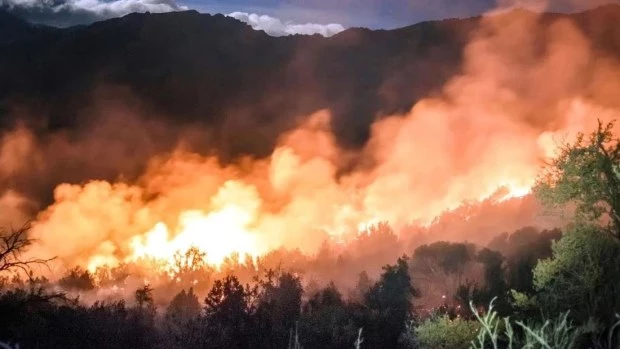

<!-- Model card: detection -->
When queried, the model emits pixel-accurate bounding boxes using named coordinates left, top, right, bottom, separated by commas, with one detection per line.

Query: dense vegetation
left=1, top=121, right=620, bottom=348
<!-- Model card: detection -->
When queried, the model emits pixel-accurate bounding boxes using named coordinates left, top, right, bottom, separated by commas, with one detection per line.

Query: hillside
left=0, top=6, right=620, bottom=158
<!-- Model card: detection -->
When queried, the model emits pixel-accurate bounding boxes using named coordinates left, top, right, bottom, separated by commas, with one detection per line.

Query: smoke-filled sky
left=1, top=0, right=620, bottom=284
left=1, top=0, right=619, bottom=34
left=2, top=4, right=618, bottom=277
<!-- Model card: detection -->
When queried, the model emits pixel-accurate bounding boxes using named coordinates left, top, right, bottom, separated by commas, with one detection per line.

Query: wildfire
left=23, top=11, right=620, bottom=276
left=117, top=179, right=532, bottom=272
left=128, top=208, right=260, bottom=268
left=125, top=180, right=265, bottom=270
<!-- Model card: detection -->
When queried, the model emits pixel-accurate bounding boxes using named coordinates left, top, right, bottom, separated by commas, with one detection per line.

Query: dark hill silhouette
left=1, top=6, right=620, bottom=159
left=0, top=9, right=58, bottom=46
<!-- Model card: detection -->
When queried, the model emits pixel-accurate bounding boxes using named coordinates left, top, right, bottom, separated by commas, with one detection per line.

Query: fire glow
left=15, top=9, right=620, bottom=276
left=128, top=196, right=262, bottom=268
left=26, top=100, right=609, bottom=275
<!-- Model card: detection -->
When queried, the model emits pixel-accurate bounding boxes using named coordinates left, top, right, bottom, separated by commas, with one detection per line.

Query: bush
left=533, top=224, right=620, bottom=325
left=413, top=315, right=480, bottom=349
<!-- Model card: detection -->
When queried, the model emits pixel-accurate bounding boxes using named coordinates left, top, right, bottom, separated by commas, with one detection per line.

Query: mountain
left=0, top=9, right=47, bottom=46
left=1, top=6, right=620, bottom=158
left=0, top=9, right=471, bottom=156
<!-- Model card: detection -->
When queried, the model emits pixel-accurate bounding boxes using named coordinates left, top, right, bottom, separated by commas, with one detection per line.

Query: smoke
left=0, top=0, right=187, bottom=26
left=228, top=12, right=345, bottom=37
left=2, top=4, right=620, bottom=285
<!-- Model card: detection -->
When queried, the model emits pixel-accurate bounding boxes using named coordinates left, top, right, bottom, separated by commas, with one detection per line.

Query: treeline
left=0, top=226, right=568, bottom=349
left=0, top=220, right=619, bottom=348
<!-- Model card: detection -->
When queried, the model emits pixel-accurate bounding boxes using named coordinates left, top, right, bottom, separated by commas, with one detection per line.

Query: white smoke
left=228, top=12, right=345, bottom=37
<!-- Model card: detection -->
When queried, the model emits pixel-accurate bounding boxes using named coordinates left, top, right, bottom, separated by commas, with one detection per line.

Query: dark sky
left=182, top=0, right=496, bottom=28
left=182, top=0, right=619, bottom=28
left=1, top=0, right=618, bottom=31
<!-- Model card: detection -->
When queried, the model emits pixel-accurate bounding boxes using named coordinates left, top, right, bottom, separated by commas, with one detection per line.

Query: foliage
left=203, top=275, right=257, bottom=348
left=413, top=315, right=480, bottom=349
left=488, top=227, right=561, bottom=294
left=166, top=287, right=201, bottom=325
left=349, top=271, right=373, bottom=302
left=0, top=222, right=617, bottom=349
left=298, top=282, right=358, bottom=349
left=0, top=287, right=162, bottom=349
left=364, top=256, right=417, bottom=348
left=411, top=241, right=477, bottom=303
left=58, top=267, right=96, bottom=291
left=532, top=224, right=620, bottom=324
left=255, top=271, right=304, bottom=348
left=534, top=120, right=620, bottom=238
left=474, top=248, right=509, bottom=314
left=470, top=299, right=585, bottom=349
left=135, top=284, right=155, bottom=309
left=412, top=242, right=476, bottom=279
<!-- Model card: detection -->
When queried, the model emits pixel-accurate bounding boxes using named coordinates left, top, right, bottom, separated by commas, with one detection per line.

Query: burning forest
left=1, top=1, right=620, bottom=349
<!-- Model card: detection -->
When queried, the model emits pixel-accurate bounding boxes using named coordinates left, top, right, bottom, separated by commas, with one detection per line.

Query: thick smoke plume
left=3, top=4, right=620, bottom=284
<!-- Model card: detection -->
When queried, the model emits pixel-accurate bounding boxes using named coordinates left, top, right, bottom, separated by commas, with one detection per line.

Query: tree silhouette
left=204, top=275, right=257, bottom=348
left=0, top=225, right=53, bottom=278
left=58, top=267, right=96, bottom=291
left=252, top=271, right=304, bottom=348
left=364, top=256, right=417, bottom=348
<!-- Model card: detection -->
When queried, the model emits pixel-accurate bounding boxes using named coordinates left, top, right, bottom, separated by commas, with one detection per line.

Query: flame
left=21, top=9, right=620, bottom=277
left=126, top=180, right=264, bottom=269
left=129, top=208, right=260, bottom=268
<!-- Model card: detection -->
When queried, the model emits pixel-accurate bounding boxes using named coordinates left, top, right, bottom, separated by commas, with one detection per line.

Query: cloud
left=228, top=11, right=345, bottom=37
left=0, top=0, right=187, bottom=26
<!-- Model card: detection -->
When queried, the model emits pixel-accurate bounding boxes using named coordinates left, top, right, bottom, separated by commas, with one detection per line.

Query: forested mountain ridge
left=1, top=5, right=620, bottom=158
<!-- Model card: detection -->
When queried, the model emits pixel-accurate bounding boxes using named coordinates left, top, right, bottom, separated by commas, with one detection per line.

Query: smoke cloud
left=228, top=12, right=345, bottom=37
left=2, top=4, right=620, bottom=285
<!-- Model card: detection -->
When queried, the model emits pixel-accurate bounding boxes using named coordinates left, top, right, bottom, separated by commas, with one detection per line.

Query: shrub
left=414, top=315, right=480, bottom=349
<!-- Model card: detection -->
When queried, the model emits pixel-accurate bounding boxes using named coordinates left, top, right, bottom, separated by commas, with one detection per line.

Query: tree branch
left=0, top=224, right=55, bottom=280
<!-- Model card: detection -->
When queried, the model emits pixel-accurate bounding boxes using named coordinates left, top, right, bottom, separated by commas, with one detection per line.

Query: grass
left=469, top=298, right=620, bottom=349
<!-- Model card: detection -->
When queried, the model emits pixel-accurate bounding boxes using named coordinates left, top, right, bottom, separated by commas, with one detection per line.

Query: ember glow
left=26, top=107, right=558, bottom=274
left=9, top=8, right=620, bottom=278
left=128, top=182, right=264, bottom=269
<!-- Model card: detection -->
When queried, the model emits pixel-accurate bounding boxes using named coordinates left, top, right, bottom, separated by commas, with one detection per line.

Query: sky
left=180, top=0, right=497, bottom=29
left=0, top=0, right=619, bottom=36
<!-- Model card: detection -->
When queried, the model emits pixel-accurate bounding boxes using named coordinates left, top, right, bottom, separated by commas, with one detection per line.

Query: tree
left=351, top=222, right=401, bottom=274
left=164, top=287, right=202, bottom=347
left=411, top=242, right=476, bottom=304
left=533, top=224, right=620, bottom=325
left=166, top=287, right=201, bottom=325
left=58, top=267, right=96, bottom=291
left=534, top=120, right=620, bottom=238
left=254, top=271, right=303, bottom=348
left=204, top=275, right=257, bottom=349
left=349, top=271, right=372, bottom=302
left=474, top=248, right=509, bottom=314
left=488, top=227, right=561, bottom=294
left=169, top=247, right=213, bottom=292
left=364, top=256, right=417, bottom=348
left=93, top=263, right=130, bottom=288
left=0, top=225, right=53, bottom=279
left=130, top=284, right=158, bottom=347
left=134, top=284, right=155, bottom=315
left=532, top=120, right=620, bottom=327
left=299, top=282, right=358, bottom=349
